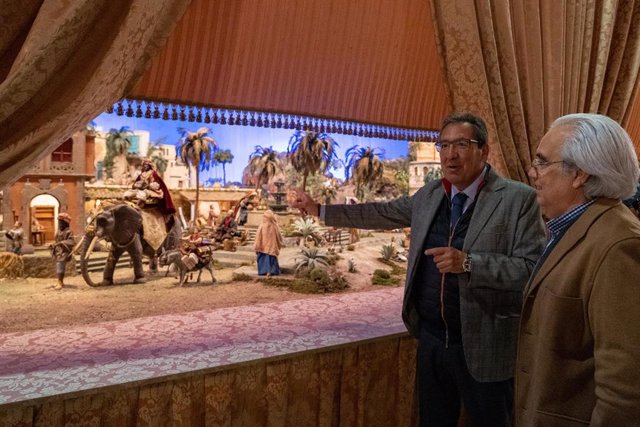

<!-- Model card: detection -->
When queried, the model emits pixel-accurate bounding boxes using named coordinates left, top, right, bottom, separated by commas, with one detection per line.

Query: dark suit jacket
left=516, top=200, right=640, bottom=426
left=325, top=168, right=545, bottom=382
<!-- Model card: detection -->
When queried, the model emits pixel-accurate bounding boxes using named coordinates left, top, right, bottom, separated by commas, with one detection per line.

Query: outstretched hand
left=288, top=189, right=319, bottom=217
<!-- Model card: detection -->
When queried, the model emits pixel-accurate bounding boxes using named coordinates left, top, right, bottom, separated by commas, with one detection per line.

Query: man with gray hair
left=516, top=113, right=640, bottom=425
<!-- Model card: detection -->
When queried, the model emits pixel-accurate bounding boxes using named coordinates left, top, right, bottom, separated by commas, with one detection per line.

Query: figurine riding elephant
left=80, top=203, right=181, bottom=286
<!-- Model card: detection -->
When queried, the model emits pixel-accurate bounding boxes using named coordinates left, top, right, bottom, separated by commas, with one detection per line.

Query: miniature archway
left=30, top=194, right=60, bottom=244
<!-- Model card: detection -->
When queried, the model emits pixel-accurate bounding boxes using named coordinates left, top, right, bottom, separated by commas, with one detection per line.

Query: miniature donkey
left=158, top=249, right=215, bottom=286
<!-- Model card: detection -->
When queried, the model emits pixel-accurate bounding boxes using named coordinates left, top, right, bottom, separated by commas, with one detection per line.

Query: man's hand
left=288, top=189, right=319, bottom=216
left=425, top=247, right=466, bottom=274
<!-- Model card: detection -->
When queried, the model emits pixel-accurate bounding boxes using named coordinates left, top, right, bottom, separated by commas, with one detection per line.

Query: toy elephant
left=79, top=203, right=181, bottom=286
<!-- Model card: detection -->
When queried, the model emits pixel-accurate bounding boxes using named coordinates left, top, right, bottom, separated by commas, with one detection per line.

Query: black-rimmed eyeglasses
left=435, top=138, right=479, bottom=152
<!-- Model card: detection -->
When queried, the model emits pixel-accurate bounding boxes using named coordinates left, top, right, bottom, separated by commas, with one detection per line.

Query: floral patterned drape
left=430, top=0, right=640, bottom=182
left=0, top=336, right=418, bottom=426
left=0, top=0, right=191, bottom=187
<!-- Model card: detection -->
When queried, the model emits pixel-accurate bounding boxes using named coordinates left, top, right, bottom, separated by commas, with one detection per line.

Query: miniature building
left=174, top=188, right=253, bottom=224
left=93, top=131, right=194, bottom=189
left=409, top=142, right=441, bottom=195
left=1, top=131, right=95, bottom=246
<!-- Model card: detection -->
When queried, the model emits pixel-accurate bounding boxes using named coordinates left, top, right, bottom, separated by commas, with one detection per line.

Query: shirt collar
left=450, top=164, right=488, bottom=202
left=546, top=200, right=595, bottom=239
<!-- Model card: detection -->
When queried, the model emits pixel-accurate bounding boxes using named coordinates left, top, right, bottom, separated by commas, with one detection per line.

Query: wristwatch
left=462, top=253, right=472, bottom=273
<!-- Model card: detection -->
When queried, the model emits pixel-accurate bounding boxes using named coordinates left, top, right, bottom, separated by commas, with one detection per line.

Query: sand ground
left=0, top=233, right=405, bottom=334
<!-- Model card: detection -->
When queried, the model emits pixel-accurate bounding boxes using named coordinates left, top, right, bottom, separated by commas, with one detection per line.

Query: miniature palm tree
left=177, top=127, right=218, bottom=219
left=150, top=153, right=168, bottom=178
left=313, top=182, right=338, bottom=205
left=104, top=126, right=133, bottom=178
left=248, top=146, right=283, bottom=190
left=287, top=130, right=339, bottom=191
left=213, top=149, right=234, bottom=185
left=344, top=146, right=385, bottom=198
left=146, top=138, right=168, bottom=177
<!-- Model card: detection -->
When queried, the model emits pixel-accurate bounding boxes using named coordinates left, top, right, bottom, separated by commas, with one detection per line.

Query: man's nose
left=444, top=149, right=459, bottom=159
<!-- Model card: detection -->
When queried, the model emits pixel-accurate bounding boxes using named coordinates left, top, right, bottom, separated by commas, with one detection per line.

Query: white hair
left=551, top=113, right=640, bottom=200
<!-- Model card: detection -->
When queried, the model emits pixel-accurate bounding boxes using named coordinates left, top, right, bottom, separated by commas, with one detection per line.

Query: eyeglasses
left=530, top=158, right=565, bottom=173
left=435, top=138, right=479, bottom=152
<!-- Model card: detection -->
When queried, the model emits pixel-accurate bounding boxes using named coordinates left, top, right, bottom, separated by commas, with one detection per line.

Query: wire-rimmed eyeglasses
left=435, top=138, right=479, bottom=153
left=530, top=158, right=565, bottom=173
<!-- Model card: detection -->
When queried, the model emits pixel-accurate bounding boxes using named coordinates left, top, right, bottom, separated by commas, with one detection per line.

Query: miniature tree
left=344, top=146, right=385, bottom=198
left=213, top=149, right=234, bottom=185
left=177, top=127, right=218, bottom=219
left=287, top=130, right=339, bottom=191
left=248, top=145, right=283, bottom=190
left=104, top=126, right=133, bottom=179
left=146, top=138, right=168, bottom=178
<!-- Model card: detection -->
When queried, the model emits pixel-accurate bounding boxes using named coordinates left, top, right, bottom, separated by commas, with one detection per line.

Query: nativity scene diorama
left=0, top=123, right=439, bottom=294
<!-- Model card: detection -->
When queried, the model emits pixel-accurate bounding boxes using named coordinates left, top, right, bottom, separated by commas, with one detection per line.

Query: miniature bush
left=295, top=247, right=329, bottom=272
left=259, top=268, right=349, bottom=294
left=347, top=258, right=357, bottom=273
left=309, top=268, right=331, bottom=286
left=292, top=217, right=323, bottom=246
left=327, top=268, right=350, bottom=292
left=378, top=258, right=407, bottom=276
left=346, top=244, right=355, bottom=251
left=289, top=279, right=324, bottom=294
left=380, top=243, right=396, bottom=261
left=372, top=269, right=400, bottom=286
left=295, top=266, right=312, bottom=279
left=231, top=272, right=254, bottom=282
left=326, top=252, right=341, bottom=266
left=259, top=277, right=295, bottom=288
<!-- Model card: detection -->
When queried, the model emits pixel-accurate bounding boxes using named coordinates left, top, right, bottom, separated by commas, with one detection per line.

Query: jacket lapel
left=524, top=199, right=616, bottom=296
left=406, top=183, right=445, bottom=285
left=464, top=170, right=504, bottom=249
left=413, top=183, right=445, bottom=252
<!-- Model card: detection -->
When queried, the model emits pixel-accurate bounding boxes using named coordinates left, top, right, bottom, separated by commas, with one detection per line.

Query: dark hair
left=440, top=112, right=488, bottom=147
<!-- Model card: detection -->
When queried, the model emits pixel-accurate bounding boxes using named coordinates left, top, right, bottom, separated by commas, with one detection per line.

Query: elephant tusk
left=85, top=235, right=99, bottom=259
left=69, top=236, right=86, bottom=257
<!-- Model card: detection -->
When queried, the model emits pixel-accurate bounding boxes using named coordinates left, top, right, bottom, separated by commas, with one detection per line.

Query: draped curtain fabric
left=430, top=0, right=640, bottom=182
left=0, top=0, right=191, bottom=187
left=129, top=0, right=450, bottom=133
left=624, top=84, right=640, bottom=154
left=0, top=337, right=418, bottom=426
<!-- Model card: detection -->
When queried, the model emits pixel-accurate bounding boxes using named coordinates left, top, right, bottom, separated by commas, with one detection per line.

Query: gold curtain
left=0, top=336, right=418, bottom=426
left=0, top=0, right=191, bottom=188
left=624, top=85, right=640, bottom=153
left=430, top=0, right=640, bottom=181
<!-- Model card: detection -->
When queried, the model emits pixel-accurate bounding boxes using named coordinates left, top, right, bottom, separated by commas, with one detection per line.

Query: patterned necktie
left=450, top=192, right=468, bottom=228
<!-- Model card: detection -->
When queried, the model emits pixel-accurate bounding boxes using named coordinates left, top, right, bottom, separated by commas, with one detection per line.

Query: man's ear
left=572, top=169, right=590, bottom=189
left=481, top=143, right=489, bottom=160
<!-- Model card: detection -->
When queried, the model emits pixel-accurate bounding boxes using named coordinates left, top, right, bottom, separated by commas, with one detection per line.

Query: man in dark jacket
left=293, top=112, right=545, bottom=426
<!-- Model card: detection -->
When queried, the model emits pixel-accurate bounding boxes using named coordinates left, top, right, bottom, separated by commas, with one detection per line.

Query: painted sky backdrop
left=93, top=112, right=408, bottom=183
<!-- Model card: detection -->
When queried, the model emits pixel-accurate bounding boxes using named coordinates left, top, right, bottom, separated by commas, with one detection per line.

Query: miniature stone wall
left=21, top=255, right=76, bottom=278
